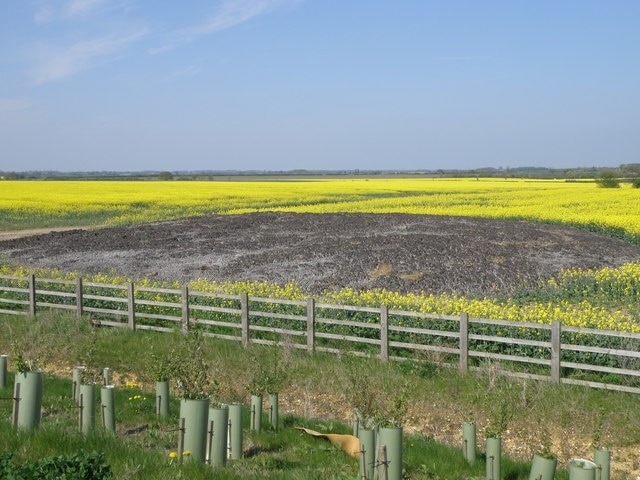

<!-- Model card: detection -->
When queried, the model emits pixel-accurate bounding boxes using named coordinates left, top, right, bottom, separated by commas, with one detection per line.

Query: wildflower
left=182, top=451, right=191, bottom=457
left=168, top=452, right=178, bottom=459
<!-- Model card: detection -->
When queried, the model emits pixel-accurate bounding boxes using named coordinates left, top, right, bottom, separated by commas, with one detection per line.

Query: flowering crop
left=318, top=270, right=640, bottom=333
left=1, top=179, right=638, bottom=243
left=2, top=262, right=638, bottom=333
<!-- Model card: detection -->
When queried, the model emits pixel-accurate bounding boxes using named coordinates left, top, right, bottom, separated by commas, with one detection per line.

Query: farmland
left=1, top=177, right=640, bottom=477
left=0, top=178, right=638, bottom=243
left=1, top=178, right=639, bottom=334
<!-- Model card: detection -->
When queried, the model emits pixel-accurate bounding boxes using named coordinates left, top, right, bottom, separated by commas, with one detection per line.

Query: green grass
left=4, top=311, right=639, bottom=478
left=1, top=372, right=515, bottom=480
left=0, top=385, right=545, bottom=480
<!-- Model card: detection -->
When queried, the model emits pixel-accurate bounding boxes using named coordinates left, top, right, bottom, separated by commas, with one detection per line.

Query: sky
left=1, top=1, right=639, bottom=173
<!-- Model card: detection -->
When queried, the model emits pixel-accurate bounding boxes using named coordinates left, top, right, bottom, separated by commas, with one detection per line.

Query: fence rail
left=1, top=274, right=640, bottom=394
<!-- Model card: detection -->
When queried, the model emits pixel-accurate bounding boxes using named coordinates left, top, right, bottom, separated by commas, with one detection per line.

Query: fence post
left=240, top=292, right=249, bottom=347
left=181, top=286, right=189, bottom=334
left=459, top=312, right=469, bottom=375
left=127, top=282, right=136, bottom=331
left=551, top=320, right=561, bottom=383
left=380, top=305, right=389, bottom=361
left=75, top=277, right=83, bottom=318
left=28, top=274, right=36, bottom=317
left=306, top=297, right=315, bottom=353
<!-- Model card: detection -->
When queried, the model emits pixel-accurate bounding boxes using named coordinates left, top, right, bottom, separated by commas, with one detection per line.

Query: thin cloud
left=65, top=0, right=107, bottom=17
left=31, top=30, right=148, bottom=84
left=34, top=0, right=117, bottom=23
left=150, top=0, right=294, bottom=55
left=188, top=0, right=285, bottom=35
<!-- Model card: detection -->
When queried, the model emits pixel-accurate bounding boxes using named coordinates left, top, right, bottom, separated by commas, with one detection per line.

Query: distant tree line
left=1, top=163, right=639, bottom=185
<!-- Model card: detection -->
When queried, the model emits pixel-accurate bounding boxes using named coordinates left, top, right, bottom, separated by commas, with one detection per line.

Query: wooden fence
left=1, top=274, right=640, bottom=394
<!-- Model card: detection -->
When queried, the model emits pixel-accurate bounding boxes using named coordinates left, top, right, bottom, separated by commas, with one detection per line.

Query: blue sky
left=1, top=1, right=639, bottom=172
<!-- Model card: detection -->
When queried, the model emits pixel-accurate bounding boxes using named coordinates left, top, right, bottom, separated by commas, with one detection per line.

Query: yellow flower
left=182, top=451, right=191, bottom=457
left=168, top=452, right=178, bottom=459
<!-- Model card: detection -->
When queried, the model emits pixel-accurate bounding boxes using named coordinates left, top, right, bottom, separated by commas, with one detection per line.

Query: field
left=0, top=179, right=639, bottom=243
left=1, top=178, right=640, bottom=477
left=1, top=179, right=639, bottom=333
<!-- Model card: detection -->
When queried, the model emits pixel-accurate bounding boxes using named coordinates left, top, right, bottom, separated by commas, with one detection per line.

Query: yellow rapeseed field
left=0, top=179, right=638, bottom=243
left=1, top=178, right=639, bottom=331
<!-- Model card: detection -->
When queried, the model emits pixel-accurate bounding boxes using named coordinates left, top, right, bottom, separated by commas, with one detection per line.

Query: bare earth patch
left=1, top=212, right=638, bottom=297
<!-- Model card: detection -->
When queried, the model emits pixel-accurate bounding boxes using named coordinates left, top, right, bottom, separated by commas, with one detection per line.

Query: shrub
left=595, top=169, right=620, bottom=188
left=0, top=451, right=112, bottom=480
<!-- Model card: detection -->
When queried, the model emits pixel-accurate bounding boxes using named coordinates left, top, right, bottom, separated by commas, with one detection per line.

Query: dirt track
left=1, top=213, right=638, bottom=296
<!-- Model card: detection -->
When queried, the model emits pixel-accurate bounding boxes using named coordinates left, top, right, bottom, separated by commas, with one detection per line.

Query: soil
left=2, top=213, right=640, bottom=476
left=1, top=212, right=639, bottom=297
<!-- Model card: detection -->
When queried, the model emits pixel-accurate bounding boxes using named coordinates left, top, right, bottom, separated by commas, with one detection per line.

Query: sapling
left=341, top=356, right=377, bottom=430
left=11, top=341, right=36, bottom=373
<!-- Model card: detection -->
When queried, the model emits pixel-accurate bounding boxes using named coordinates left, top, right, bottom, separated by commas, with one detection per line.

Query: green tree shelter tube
left=72, top=366, right=84, bottom=402
left=179, top=398, right=210, bottom=463
left=208, top=406, right=229, bottom=467
left=462, top=421, right=476, bottom=463
left=155, top=381, right=170, bottom=416
left=594, top=447, right=611, bottom=480
left=485, top=436, right=501, bottom=480
left=228, top=403, right=243, bottom=460
left=0, top=355, right=7, bottom=389
left=529, top=453, right=557, bottom=480
left=568, top=458, right=597, bottom=480
left=377, top=426, right=403, bottom=480
left=79, top=383, right=95, bottom=434
left=101, top=385, right=116, bottom=432
left=250, top=395, right=262, bottom=433
left=13, top=371, right=43, bottom=429
left=268, top=393, right=279, bottom=431
left=358, top=428, right=376, bottom=480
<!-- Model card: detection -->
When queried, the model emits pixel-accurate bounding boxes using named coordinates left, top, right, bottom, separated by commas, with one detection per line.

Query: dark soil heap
left=2, top=213, right=638, bottom=296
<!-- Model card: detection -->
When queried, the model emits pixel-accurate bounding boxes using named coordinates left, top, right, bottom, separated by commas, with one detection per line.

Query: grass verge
left=3, top=311, right=639, bottom=478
